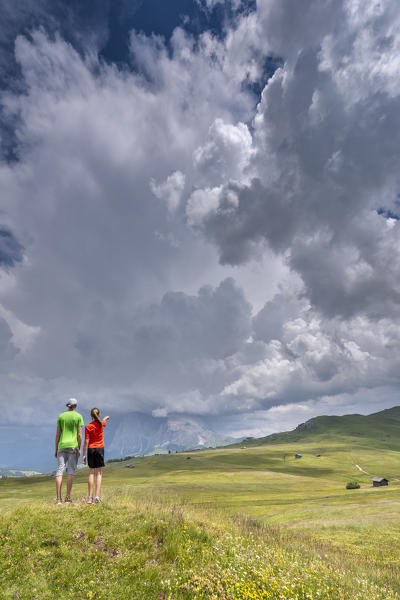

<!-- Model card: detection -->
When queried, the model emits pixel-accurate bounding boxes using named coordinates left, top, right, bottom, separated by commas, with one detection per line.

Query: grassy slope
left=2, top=494, right=398, bottom=600
left=1, top=407, right=400, bottom=598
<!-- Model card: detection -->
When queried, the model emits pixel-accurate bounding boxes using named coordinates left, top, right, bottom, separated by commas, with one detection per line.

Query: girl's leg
left=95, top=468, right=102, bottom=498
left=88, top=468, right=95, bottom=498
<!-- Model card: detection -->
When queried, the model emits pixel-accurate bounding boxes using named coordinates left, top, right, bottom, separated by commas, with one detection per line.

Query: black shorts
left=87, top=447, right=105, bottom=469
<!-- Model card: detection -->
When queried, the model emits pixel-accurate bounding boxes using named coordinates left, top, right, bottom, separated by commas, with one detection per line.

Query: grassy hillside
left=1, top=494, right=398, bottom=600
left=238, top=406, right=400, bottom=451
left=1, top=407, right=400, bottom=598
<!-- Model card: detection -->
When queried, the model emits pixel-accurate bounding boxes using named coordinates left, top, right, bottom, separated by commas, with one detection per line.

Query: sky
left=1, top=0, right=400, bottom=467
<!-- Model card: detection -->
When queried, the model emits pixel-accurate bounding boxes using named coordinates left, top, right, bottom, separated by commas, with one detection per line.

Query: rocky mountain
left=107, top=413, right=238, bottom=457
left=0, top=469, right=42, bottom=478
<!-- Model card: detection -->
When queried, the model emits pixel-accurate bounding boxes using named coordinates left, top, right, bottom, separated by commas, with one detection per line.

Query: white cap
left=66, top=397, right=78, bottom=407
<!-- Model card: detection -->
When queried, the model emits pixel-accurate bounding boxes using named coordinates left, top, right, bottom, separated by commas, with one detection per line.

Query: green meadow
left=1, top=408, right=400, bottom=599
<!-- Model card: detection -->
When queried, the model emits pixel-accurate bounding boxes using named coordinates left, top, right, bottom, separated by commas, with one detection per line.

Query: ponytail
left=91, top=407, right=103, bottom=427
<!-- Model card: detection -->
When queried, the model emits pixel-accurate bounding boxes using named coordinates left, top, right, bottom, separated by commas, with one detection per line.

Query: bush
left=107, top=455, right=137, bottom=464
left=346, top=480, right=360, bottom=489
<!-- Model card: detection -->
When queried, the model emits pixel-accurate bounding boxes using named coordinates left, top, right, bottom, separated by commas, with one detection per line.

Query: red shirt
left=85, top=419, right=107, bottom=448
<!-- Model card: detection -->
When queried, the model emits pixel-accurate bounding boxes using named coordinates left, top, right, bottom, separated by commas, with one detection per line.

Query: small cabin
left=295, top=453, right=302, bottom=459
left=371, top=477, right=388, bottom=487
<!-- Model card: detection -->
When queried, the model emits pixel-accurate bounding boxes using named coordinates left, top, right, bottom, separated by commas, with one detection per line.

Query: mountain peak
left=108, top=412, right=238, bottom=458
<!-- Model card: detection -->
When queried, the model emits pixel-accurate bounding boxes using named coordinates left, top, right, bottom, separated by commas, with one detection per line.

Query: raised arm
left=55, top=425, right=61, bottom=458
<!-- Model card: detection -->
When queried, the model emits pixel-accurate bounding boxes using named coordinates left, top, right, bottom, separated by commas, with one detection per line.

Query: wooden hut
left=371, top=477, right=388, bottom=487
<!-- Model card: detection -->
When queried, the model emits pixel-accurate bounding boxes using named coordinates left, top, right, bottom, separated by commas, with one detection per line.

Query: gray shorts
left=56, top=448, right=79, bottom=476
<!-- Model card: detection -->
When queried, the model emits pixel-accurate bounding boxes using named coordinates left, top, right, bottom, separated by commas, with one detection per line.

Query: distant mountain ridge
left=0, top=469, right=42, bottom=478
left=108, top=413, right=239, bottom=458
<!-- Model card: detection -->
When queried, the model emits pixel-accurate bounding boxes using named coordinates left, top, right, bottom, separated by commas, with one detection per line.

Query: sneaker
left=64, top=496, right=72, bottom=503
left=56, top=499, right=63, bottom=505
left=87, top=496, right=94, bottom=504
left=94, top=497, right=101, bottom=503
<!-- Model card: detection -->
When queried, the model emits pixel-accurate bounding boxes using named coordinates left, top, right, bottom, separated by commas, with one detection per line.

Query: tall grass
left=0, top=490, right=398, bottom=600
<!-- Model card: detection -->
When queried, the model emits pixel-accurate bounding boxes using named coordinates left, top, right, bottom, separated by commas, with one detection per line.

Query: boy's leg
left=65, top=449, right=78, bottom=500
left=66, top=474, right=74, bottom=498
left=55, top=450, right=66, bottom=501
left=88, top=469, right=95, bottom=497
left=95, top=468, right=102, bottom=498
left=55, top=476, right=63, bottom=500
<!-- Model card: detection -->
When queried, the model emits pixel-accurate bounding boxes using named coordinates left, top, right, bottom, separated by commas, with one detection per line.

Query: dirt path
left=355, top=464, right=370, bottom=475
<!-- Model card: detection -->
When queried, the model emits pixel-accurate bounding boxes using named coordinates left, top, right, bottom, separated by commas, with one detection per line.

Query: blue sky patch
left=0, top=228, right=24, bottom=269
left=377, top=207, right=400, bottom=220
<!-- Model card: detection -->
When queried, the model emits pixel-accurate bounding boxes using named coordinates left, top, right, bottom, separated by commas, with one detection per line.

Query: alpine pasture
left=1, top=409, right=400, bottom=599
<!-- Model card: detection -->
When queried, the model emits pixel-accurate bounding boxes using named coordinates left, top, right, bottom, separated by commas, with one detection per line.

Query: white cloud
left=0, top=304, right=40, bottom=352
left=193, top=118, right=254, bottom=186
left=150, top=171, right=185, bottom=213
left=220, top=296, right=400, bottom=414
left=186, top=187, right=222, bottom=227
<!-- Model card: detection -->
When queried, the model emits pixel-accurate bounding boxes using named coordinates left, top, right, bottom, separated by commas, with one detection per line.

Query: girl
left=82, top=408, right=110, bottom=503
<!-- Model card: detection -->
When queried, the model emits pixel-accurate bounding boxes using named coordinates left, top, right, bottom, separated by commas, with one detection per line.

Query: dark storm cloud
left=134, top=278, right=252, bottom=363
left=253, top=292, right=304, bottom=343
left=72, top=278, right=252, bottom=398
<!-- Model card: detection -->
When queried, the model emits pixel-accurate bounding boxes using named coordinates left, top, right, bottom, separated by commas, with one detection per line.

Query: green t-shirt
left=57, top=410, right=84, bottom=449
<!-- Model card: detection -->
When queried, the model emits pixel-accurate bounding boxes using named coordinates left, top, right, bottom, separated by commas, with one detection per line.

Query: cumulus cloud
left=193, top=118, right=254, bottom=186
left=0, top=21, right=274, bottom=426
left=184, top=0, right=400, bottom=321
left=221, top=296, right=400, bottom=414
left=1, top=0, right=400, bottom=445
